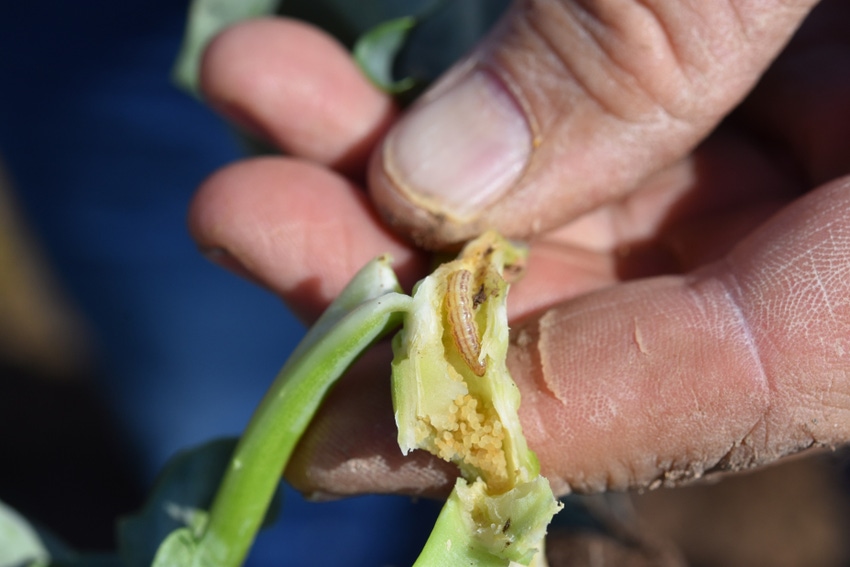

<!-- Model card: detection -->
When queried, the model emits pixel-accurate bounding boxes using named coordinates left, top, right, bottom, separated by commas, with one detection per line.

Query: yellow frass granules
left=432, top=394, right=508, bottom=491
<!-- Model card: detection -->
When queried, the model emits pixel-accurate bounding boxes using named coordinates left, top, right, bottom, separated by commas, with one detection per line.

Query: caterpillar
left=446, top=269, right=486, bottom=376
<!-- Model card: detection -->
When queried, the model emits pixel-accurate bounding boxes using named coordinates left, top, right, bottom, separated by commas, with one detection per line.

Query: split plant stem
left=153, top=233, right=560, bottom=567
left=391, top=231, right=562, bottom=566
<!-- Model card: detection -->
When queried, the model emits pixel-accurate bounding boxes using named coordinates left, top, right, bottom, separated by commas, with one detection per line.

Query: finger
left=286, top=344, right=459, bottom=499
left=200, top=18, right=396, bottom=176
left=287, top=176, right=850, bottom=497
left=547, top=127, right=800, bottom=278
left=369, top=0, right=818, bottom=248
left=516, top=176, right=850, bottom=494
left=188, top=156, right=427, bottom=323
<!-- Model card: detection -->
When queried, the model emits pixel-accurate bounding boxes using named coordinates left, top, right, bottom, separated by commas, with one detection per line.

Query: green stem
left=413, top=485, right=506, bottom=567
left=193, top=258, right=411, bottom=567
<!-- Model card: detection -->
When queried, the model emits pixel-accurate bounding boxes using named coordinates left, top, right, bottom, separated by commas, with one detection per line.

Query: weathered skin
left=369, top=0, right=820, bottom=249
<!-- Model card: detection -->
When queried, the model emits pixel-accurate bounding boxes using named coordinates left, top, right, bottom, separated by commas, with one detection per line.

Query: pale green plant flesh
left=394, top=231, right=562, bottom=565
left=0, top=499, right=50, bottom=566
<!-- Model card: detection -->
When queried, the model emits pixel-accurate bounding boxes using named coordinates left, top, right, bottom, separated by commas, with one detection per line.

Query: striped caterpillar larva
left=445, top=269, right=486, bottom=376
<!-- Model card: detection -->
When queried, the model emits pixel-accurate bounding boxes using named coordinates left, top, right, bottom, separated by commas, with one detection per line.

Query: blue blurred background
left=0, top=1, right=512, bottom=565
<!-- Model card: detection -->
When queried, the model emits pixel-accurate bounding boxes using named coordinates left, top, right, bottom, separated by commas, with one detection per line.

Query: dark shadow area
left=0, top=361, right=144, bottom=551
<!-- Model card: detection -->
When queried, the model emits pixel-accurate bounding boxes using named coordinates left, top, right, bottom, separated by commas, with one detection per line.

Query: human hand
left=189, top=0, right=850, bottom=497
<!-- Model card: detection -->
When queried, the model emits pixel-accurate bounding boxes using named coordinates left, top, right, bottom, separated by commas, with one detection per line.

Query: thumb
left=369, top=0, right=817, bottom=248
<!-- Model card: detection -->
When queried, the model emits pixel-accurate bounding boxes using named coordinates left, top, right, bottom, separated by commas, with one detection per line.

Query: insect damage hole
left=446, top=269, right=486, bottom=376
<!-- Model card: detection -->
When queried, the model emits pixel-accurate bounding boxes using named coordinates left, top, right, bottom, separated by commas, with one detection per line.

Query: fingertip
left=189, top=157, right=427, bottom=321
left=200, top=17, right=397, bottom=172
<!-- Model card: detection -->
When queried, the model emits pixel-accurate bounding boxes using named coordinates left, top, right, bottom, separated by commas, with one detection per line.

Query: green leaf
left=0, top=499, right=49, bottom=567
left=118, top=438, right=281, bottom=567
left=150, top=528, right=197, bottom=567
left=0, top=510, right=124, bottom=567
left=353, top=16, right=419, bottom=94
left=173, top=0, right=282, bottom=95
left=351, top=1, right=511, bottom=100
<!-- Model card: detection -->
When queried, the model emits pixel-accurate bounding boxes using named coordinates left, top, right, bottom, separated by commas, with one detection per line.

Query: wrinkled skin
left=189, top=0, right=850, bottom=498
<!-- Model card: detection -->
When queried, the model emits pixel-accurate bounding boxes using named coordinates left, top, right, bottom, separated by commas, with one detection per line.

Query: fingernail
left=383, top=70, right=531, bottom=220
